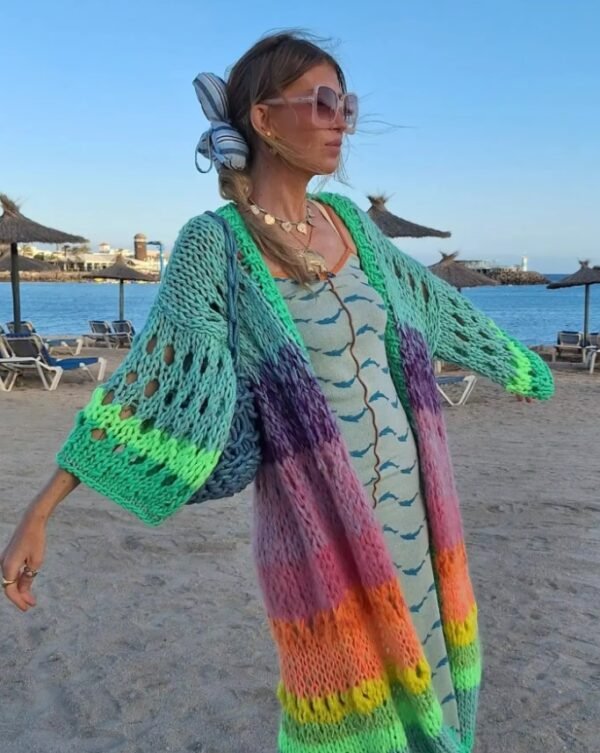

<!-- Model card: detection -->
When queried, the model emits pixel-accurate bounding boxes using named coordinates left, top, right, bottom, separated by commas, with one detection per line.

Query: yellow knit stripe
left=277, top=659, right=436, bottom=726
left=442, top=604, right=478, bottom=648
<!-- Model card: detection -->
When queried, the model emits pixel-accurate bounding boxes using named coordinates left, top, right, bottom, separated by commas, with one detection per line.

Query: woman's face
left=253, top=63, right=353, bottom=176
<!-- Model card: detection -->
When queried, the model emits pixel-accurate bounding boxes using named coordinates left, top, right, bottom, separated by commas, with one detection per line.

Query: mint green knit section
left=317, top=193, right=554, bottom=401
left=56, top=214, right=237, bottom=525
left=218, top=204, right=307, bottom=353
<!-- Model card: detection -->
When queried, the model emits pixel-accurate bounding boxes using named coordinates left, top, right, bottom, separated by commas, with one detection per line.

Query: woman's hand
left=1, top=511, right=47, bottom=612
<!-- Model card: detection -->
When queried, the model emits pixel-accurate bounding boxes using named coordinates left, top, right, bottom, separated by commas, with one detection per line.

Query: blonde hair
left=220, top=31, right=348, bottom=282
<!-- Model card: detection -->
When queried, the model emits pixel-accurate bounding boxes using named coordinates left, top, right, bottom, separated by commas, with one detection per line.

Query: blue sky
left=1, top=1, right=598, bottom=272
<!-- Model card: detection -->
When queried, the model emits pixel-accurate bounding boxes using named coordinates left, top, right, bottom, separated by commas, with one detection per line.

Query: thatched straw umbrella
left=0, top=253, right=53, bottom=273
left=429, top=252, right=500, bottom=292
left=83, top=256, right=157, bottom=320
left=0, top=194, right=86, bottom=331
left=547, top=261, right=600, bottom=345
left=367, top=195, right=451, bottom=239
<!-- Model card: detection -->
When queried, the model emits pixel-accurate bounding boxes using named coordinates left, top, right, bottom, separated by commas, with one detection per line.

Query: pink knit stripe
left=256, top=533, right=397, bottom=621
left=253, top=446, right=383, bottom=567
left=253, top=442, right=401, bottom=621
left=410, top=407, right=465, bottom=553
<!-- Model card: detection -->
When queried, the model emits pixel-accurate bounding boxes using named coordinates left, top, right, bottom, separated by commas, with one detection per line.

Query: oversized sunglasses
left=263, top=85, right=359, bottom=134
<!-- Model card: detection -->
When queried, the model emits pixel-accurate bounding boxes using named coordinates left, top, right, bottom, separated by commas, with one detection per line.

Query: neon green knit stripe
left=279, top=700, right=409, bottom=753
left=448, top=639, right=482, bottom=692
left=82, top=388, right=221, bottom=488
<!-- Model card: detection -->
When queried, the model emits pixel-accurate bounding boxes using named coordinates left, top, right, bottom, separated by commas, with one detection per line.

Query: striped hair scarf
left=193, top=72, right=249, bottom=173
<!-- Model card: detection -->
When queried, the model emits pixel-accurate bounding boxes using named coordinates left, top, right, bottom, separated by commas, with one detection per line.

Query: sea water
left=0, top=275, right=597, bottom=347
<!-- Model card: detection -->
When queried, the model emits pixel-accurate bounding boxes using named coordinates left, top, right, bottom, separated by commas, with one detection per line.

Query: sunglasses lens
left=315, top=86, right=339, bottom=123
left=344, top=94, right=358, bottom=131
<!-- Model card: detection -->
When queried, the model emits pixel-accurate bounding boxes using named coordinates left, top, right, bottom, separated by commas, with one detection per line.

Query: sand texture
left=1, top=351, right=598, bottom=752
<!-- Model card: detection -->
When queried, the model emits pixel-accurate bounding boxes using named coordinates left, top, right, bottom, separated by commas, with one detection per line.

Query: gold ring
left=2, top=577, right=18, bottom=588
left=23, top=567, right=39, bottom=578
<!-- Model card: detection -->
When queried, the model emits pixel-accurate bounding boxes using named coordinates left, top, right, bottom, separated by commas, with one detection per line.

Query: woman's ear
left=250, top=103, right=273, bottom=140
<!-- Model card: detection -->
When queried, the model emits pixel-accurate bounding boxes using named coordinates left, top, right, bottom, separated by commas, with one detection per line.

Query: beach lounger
left=436, top=374, right=477, bottom=407
left=586, top=333, right=600, bottom=374
left=6, top=320, right=36, bottom=334
left=111, top=319, right=136, bottom=347
left=0, top=335, right=48, bottom=392
left=6, top=320, right=84, bottom=355
left=86, top=320, right=122, bottom=348
left=0, top=360, right=21, bottom=392
left=555, top=331, right=585, bottom=362
left=2, top=334, right=106, bottom=390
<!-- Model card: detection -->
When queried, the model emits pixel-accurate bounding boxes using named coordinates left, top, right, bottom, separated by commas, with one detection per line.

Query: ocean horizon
left=1, top=273, right=598, bottom=347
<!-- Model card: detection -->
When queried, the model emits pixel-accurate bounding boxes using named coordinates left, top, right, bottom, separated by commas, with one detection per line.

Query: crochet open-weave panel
left=57, top=216, right=237, bottom=524
left=320, top=194, right=553, bottom=402
left=424, top=272, right=554, bottom=398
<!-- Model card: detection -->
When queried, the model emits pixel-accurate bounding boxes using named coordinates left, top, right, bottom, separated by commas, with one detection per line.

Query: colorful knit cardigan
left=57, top=194, right=554, bottom=753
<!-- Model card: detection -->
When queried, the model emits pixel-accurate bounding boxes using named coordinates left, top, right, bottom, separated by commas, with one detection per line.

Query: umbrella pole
left=119, top=280, right=124, bottom=321
left=583, top=285, right=590, bottom=346
left=10, top=242, right=22, bottom=332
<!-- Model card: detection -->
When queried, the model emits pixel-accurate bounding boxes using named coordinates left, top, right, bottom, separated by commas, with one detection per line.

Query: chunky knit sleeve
left=56, top=215, right=237, bottom=525
left=425, top=271, right=554, bottom=399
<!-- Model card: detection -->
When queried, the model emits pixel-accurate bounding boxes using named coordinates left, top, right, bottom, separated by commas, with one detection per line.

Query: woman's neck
left=249, top=158, right=311, bottom=222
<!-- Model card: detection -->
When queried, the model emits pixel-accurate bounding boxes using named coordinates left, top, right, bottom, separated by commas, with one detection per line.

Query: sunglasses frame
left=263, top=85, right=358, bottom=134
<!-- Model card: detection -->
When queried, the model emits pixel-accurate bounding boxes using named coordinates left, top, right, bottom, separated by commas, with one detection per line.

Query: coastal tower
left=521, top=256, right=528, bottom=272
left=134, top=233, right=147, bottom=262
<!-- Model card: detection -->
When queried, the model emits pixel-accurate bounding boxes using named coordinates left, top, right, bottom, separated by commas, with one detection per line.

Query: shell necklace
left=248, top=200, right=315, bottom=235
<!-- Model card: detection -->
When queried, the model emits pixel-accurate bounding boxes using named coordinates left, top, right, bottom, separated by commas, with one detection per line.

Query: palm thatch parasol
left=0, top=253, right=53, bottom=273
left=83, top=256, right=157, bottom=320
left=547, top=261, right=600, bottom=345
left=429, top=252, right=500, bottom=292
left=367, top=195, right=451, bottom=239
left=0, top=194, right=87, bottom=331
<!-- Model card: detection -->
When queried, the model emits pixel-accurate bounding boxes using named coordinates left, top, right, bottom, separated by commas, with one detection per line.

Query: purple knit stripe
left=253, top=446, right=376, bottom=566
left=255, top=343, right=340, bottom=464
left=411, top=407, right=465, bottom=552
left=398, top=325, right=465, bottom=552
left=398, top=324, right=442, bottom=415
left=253, top=444, right=399, bottom=621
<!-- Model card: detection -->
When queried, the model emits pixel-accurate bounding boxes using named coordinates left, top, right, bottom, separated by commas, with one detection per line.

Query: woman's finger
left=16, top=571, right=38, bottom=607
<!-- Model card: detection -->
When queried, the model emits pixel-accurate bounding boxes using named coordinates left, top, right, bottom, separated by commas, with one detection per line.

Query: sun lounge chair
left=0, top=335, right=48, bottom=392
left=585, top=332, right=600, bottom=374
left=0, top=360, right=21, bottom=392
left=1, top=333, right=106, bottom=390
left=111, top=319, right=136, bottom=347
left=6, top=320, right=84, bottom=355
left=436, top=374, right=477, bottom=407
left=555, top=330, right=585, bottom=362
left=6, top=320, right=36, bottom=334
left=86, top=320, right=123, bottom=348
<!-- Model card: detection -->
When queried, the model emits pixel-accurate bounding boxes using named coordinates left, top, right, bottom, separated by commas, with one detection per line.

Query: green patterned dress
left=275, top=254, right=461, bottom=732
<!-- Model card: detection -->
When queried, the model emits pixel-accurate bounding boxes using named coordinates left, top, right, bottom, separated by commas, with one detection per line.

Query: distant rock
left=486, top=269, right=549, bottom=285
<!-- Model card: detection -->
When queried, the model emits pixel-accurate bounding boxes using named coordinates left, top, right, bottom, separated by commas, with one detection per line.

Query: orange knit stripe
left=434, top=542, right=477, bottom=622
left=271, top=580, right=425, bottom=698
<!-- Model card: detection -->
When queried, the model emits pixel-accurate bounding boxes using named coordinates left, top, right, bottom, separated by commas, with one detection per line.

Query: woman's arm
left=2, top=214, right=239, bottom=612
left=1, top=468, right=79, bottom=612
left=425, top=271, right=554, bottom=400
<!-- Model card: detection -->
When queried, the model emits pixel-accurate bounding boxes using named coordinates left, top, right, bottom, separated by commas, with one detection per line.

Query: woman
left=2, top=31, right=553, bottom=753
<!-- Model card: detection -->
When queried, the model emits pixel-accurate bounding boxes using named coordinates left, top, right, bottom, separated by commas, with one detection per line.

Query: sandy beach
left=1, top=350, right=598, bottom=753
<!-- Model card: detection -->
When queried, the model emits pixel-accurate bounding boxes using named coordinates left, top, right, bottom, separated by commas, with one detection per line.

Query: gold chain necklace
left=294, top=222, right=328, bottom=278
left=248, top=200, right=316, bottom=235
